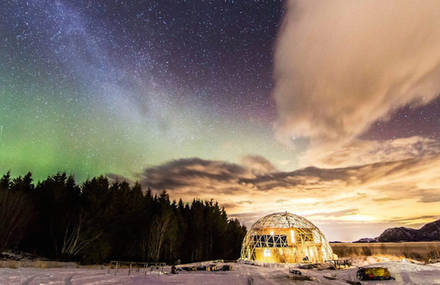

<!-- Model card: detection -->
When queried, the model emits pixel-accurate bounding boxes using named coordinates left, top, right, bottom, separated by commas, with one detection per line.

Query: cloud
left=273, top=0, right=440, bottom=155
left=388, top=215, right=440, bottom=224
left=137, top=154, right=440, bottom=241
left=140, top=158, right=249, bottom=191
left=418, top=190, right=440, bottom=203
left=308, top=136, right=440, bottom=168
left=307, top=208, right=360, bottom=218
left=237, top=200, right=253, bottom=205
left=241, top=155, right=278, bottom=175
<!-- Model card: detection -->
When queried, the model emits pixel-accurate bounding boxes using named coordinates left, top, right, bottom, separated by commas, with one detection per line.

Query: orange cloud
left=304, top=136, right=440, bottom=168
left=137, top=154, right=440, bottom=241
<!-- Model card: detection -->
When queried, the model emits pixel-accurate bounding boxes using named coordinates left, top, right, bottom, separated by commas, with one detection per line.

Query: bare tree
left=60, top=214, right=102, bottom=257
left=148, top=213, right=171, bottom=261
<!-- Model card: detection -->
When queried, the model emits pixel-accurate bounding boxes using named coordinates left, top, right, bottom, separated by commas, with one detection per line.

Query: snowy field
left=0, top=262, right=440, bottom=285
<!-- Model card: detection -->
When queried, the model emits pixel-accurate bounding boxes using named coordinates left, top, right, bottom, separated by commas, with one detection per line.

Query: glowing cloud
left=137, top=155, right=440, bottom=241
left=273, top=0, right=440, bottom=160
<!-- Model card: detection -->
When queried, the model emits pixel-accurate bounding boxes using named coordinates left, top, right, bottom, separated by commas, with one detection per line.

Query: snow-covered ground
left=0, top=261, right=439, bottom=285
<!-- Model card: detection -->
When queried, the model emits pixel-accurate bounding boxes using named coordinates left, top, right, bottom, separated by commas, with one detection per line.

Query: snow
left=0, top=262, right=439, bottom=285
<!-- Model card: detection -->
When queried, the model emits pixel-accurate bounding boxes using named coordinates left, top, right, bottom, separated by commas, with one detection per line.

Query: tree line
left=0, top=171, right=246, bottom=264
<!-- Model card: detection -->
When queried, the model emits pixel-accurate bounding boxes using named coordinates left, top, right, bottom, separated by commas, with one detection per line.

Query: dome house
left=241, top=212, right=333, bottom=264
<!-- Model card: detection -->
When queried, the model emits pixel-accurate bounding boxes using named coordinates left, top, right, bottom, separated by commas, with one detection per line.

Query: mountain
left=353, top=237, right=377, bottom=243
left=377, top=219, right=440, bottom=242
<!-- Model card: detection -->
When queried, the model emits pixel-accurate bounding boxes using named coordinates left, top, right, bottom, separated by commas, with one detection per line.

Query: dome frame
left=240, top=212, right=333, bottom=264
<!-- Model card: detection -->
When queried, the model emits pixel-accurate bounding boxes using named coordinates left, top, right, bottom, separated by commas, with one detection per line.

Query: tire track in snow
left=64, top=274, right=75, bottom=285
left=22, top=274, right=39, bottom=285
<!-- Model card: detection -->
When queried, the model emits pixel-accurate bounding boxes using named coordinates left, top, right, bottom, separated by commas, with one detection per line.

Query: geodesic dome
left=241, top=212, right=333, bottom=264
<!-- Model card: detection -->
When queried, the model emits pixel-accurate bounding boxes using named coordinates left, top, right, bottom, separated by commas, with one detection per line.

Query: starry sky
left=1, top=0, right=295, bottom=179
left=2, top=0, right=440, bottom=241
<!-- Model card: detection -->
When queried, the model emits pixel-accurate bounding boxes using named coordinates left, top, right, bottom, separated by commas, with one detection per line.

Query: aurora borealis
left=2, top=0, right=440, bottom=241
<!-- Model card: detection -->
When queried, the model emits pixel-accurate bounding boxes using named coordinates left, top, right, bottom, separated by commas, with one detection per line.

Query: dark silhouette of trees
left=0, top=172, right=33, bottom=253
left=0, top=171, right=247, bottom=264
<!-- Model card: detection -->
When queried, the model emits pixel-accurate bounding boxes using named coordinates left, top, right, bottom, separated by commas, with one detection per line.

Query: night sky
left=2, top=0, right=440, bottom=240
left=0, top=0, right=293, bottom=179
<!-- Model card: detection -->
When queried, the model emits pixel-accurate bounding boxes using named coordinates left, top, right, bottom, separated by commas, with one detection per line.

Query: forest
left=0, top=172, right=247, bottom=264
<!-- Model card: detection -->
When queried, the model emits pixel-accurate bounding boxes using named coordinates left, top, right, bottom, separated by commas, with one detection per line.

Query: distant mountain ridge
left=354, top=219, right=440, bottom=242
left=378, top=219, right=440, bottom=242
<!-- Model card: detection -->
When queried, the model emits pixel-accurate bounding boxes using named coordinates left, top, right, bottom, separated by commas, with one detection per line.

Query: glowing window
left=297, top=228, right=314, bottom=242
left=253, top=235, right=288, bottom=248
left=290, top=230, right=295, bottom=243
left=264, top=248, right=271, bottom=257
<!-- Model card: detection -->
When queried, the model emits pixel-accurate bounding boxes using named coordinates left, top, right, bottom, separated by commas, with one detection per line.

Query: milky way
left=0, top=0, right=296, bottom=179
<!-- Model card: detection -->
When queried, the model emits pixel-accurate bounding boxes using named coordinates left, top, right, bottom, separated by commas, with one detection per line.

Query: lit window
left=290, top=230, right=295, bottom=243
left=264, top=248, right=271, bottom=257
left=253, top=235, right=288, bottom=248
left=297, top=228, right=314, bottom=242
